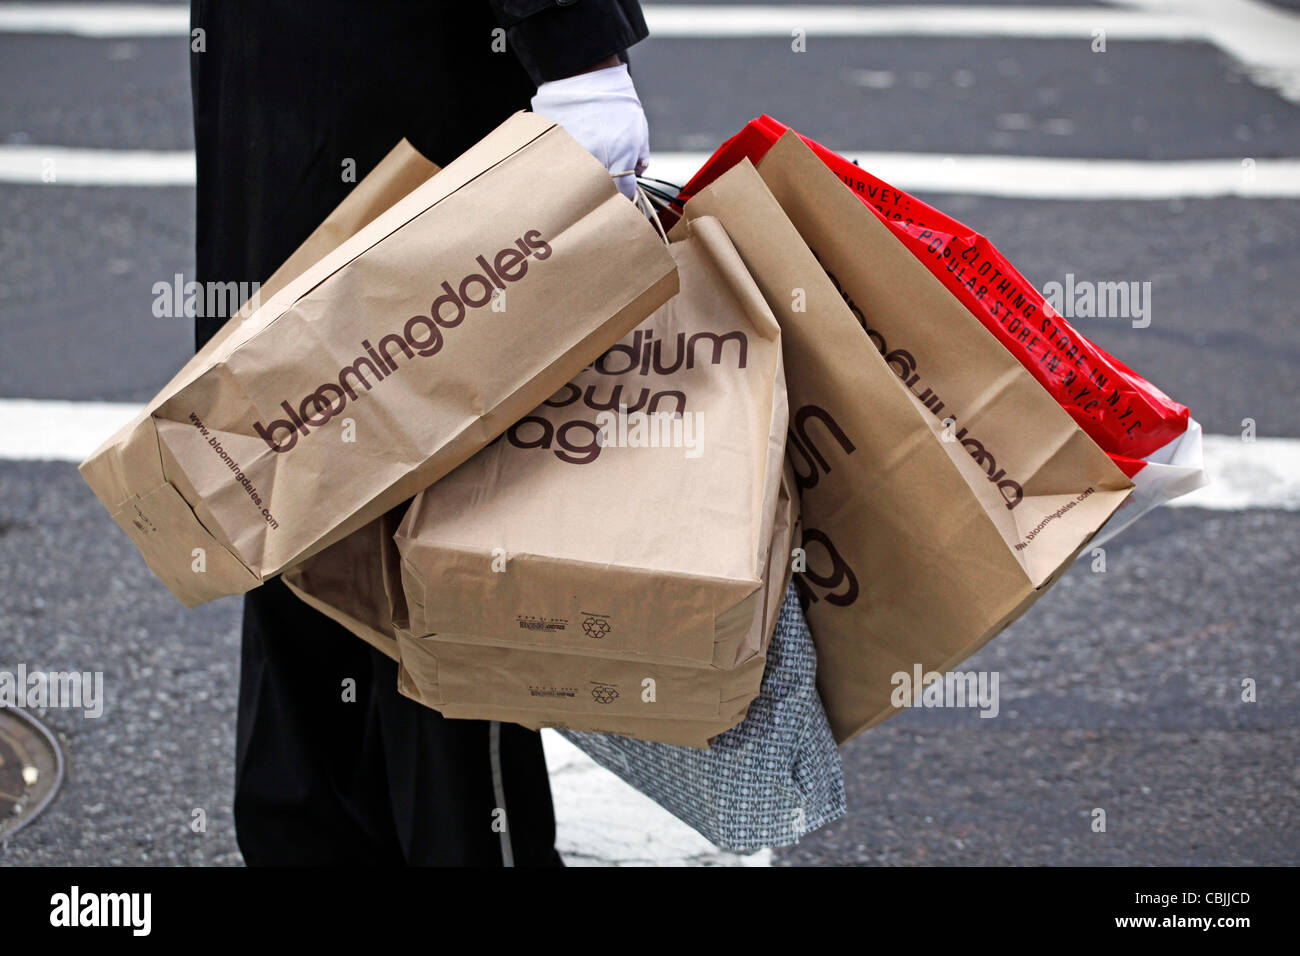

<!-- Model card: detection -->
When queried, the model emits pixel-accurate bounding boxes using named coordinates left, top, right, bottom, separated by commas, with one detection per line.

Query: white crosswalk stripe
left=4, top=144, right=1298, bottom=199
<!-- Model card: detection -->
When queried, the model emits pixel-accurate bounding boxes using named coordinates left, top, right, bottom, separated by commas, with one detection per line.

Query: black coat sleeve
left=489, top=0, right=649, bottom=85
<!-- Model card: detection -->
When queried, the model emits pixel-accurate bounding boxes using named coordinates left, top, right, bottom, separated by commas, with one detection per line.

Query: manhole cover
left=0, top=709, right=64, bottom=837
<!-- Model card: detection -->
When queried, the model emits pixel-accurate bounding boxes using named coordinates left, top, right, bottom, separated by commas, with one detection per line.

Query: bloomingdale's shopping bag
left=562, top=584, right=846, bottom=852
left=394, top=470, right=797, bottom=747
left=80, top=112, right=679, bottom=606
left=680, top=116, right=1207, bottom=544
left=679, top=160, right=1134, bottom=743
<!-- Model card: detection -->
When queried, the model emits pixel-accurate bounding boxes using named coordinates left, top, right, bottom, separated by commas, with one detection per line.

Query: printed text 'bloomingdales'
left=253, top=231, right=553, bottom=453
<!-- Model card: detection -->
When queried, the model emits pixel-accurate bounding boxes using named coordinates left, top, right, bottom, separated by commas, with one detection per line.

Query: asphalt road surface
left=0, top=0, right=1296, bottom=867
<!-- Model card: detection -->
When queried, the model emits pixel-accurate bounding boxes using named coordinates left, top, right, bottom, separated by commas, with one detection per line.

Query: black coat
left=190, top=0, right=648, bottom=866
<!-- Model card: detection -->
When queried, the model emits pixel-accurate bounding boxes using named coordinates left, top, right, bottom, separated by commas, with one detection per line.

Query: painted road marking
left=0, top=399, right=140, bottom=462
left=3, top=145, right=1298, bottom=199
left=0, top=145, right=197, bottom=187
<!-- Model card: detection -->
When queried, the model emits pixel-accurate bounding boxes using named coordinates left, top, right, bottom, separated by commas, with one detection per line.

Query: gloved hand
left=531, top=63, right=650, bottom=200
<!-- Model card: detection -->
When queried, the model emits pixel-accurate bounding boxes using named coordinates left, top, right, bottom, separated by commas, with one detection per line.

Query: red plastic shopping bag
left=679, top=116, right=1207, bottom=541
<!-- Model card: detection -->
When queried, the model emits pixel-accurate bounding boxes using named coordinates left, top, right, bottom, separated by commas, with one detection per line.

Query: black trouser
left=234, top=579, right=560, bottom=865
left=191, top=0, right=559, bottom=865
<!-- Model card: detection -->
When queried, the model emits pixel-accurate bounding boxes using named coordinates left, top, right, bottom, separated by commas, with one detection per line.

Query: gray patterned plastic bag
left=562, top=584, right=845, bottom=853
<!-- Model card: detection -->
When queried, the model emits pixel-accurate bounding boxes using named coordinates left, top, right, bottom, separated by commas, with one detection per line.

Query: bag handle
left=613, top=169, right=682, bottom=245
left=637, top=176, right=685, bottom=210
left=615, top=170, right=669, bottom=245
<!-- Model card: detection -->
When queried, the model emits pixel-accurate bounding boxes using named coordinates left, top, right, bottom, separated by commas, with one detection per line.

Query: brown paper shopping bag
left=395, top=469, right=798, bottom=747
left=680, top=157, right=1133, bottom=743
left=80, top=112, right=679, bottom=607
left=394, top=215, right=788, bottom=671
left=285, top=469, right=796, bottom=746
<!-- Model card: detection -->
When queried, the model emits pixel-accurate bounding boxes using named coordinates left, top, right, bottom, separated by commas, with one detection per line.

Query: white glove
left=531, top=63, right=650, bottom=200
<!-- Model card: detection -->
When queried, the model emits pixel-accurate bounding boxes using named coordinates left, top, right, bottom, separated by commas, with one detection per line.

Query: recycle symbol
left=591, top=684, right=620, bottom=705
left=582, top=617, right=611, bottom=639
